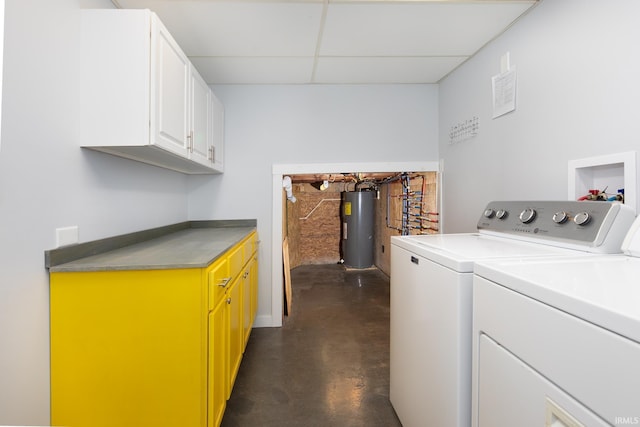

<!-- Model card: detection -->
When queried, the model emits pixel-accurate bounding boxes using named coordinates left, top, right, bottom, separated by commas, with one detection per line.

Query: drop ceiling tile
left=191, top=57, right=316, bottom=84
left=118, top=0, right=324, bottom=56
left=320, top=2, right=536, bottom=56
left=313, top=56, right=468, bottom=84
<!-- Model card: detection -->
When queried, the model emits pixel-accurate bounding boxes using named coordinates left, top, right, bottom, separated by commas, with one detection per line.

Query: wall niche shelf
left=568, top=151, right=637, bottom=215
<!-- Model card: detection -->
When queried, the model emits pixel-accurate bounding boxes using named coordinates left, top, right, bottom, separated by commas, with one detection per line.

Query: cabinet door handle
left=217, top=277, right=231, bottom=288
left=226, top=298, right=231, bottom=304
left=410, top=256, right=419, bottom=265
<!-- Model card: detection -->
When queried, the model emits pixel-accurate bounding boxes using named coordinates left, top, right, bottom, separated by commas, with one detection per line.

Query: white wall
left=188, top=84, right=439, bottom=326
left=439, top=0, right=640, bottom=232
left=0, top=1, right=191, bottom=424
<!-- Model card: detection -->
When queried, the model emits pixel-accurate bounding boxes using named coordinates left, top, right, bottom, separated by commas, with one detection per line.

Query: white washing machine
left=390, top=201, right=635, bottom=427
left=472, top=214, right=640, bottom=427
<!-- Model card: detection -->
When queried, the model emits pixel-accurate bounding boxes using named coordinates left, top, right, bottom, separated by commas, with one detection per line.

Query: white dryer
left=472, top=214, right=640, bottom=427
left=390, top=201, right=635, bottom=427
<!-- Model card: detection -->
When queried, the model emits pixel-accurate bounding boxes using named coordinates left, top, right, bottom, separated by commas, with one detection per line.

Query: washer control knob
left=483, top=208, right=496, bottom=219
left=574, top=211, right=591, bottom=226
left=519, top=208, right=537, bottom=224
left=552, top=211, right=568, bottom=224
left=496, top=209, right=508, bottom=220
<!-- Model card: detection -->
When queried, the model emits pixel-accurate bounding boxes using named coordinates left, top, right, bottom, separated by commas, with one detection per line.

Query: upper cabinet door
left=79, top=9, right=152, bottom=148
left=151, top=16, right=190, bottom=158
left=190, top=68, right=212, bottom=167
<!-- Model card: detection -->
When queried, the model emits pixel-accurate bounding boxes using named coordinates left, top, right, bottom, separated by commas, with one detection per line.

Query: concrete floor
left=220, top=264, right=402, bottom=427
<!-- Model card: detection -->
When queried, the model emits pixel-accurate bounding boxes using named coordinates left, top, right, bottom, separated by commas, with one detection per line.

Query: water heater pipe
left=282, top=176, right=296, bottom=203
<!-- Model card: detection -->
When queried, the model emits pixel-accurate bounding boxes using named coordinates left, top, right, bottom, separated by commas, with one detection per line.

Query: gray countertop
left=46, top=220, right=256, bottom=272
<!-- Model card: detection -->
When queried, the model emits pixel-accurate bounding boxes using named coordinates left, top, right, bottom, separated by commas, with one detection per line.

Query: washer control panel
left=477, top=201, right=635, bottom=250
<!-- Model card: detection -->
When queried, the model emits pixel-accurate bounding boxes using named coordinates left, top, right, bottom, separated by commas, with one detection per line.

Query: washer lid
left=391, top=233, right=582, bottom=273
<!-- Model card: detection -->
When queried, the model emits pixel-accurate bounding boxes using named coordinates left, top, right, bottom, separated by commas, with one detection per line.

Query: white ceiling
left=113, top=0, right=538, bottom=85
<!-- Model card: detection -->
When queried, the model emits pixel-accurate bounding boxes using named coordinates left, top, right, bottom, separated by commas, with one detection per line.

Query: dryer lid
left=622, top=214, right=640, bottom=257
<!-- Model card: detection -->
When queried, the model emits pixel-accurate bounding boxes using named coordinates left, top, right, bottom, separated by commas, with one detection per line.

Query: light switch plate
left=500, top=51, right=511, bottom=73
left=56, top=226, right=79, bottom=247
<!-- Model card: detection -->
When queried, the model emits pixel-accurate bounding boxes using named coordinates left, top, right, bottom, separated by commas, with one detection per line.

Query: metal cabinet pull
left=217, top=277, right=231, bottom=288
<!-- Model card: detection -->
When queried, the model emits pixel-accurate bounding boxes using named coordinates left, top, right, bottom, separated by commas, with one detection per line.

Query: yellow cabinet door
left=227, top=277, right=243, bottom=398
left=242, top=256, right=259, bottom=349
left=242, top=266, right=251, bottom=349
left=250, top=256, right=259, bottom=324
left=50, top=269, right=206, bottom=427
left=208, top=299, right=227, bottom=427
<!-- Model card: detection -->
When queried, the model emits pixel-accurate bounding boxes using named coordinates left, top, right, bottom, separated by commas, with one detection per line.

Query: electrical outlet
left=56, top=226, right=79, bottom=247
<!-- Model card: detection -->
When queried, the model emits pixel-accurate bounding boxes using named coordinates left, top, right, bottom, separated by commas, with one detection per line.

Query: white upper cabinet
left=80, top=9, right=223, bottom=174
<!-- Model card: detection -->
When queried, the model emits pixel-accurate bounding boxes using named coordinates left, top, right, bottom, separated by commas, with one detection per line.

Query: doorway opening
left=271, top=162, right=440, bottom=325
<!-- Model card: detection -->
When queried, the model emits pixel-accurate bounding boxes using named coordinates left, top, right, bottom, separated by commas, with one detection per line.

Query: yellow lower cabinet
left=50, top=232, right=258, bottom=427
left=208, top=298, right=227, bottom=427
left=50, top=269, right=207, bottom=427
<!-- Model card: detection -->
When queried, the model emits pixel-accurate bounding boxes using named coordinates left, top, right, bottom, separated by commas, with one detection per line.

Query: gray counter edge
left=44, top=219, right=257, bottom=269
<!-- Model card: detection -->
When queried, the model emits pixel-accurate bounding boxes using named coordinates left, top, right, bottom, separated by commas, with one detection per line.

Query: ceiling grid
left=115, top=0, right=538, bottom=84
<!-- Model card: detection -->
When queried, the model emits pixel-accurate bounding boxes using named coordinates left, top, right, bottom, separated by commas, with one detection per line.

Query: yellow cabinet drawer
left=208, top=257, right=230, bottom=310
left=227, top=244, right=244, bottom=280
left=243, top=232, right=258, bottom=261
left=252, top=233, right=259, bottom=255
left=242, top=239, right=253, bottom=262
